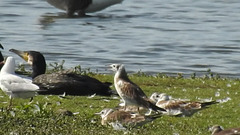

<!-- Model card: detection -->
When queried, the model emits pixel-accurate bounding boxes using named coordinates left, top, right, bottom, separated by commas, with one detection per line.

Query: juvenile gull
left=95, top=108, right=161, bottom=128
left=110, top=64, right=166, bottom=114
left=150, top=93, right=217, bottom=116
left=210, top=125, right=240, bottom=135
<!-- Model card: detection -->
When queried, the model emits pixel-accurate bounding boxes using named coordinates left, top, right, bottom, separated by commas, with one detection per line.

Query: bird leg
left=137, top=107, right=140, bottom=114
left=124, top=105, right=127, bottom=111
left=28, top=97, right=34, bottom=105
left=77, top=10, right=86, bottom=17
left=66, top=9, right=75, bottom=17
left=7, top=96, right=13, bottom=110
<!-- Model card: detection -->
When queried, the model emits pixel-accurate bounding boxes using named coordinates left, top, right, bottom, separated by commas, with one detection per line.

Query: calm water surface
left=1, top=0, right=240, bottom=77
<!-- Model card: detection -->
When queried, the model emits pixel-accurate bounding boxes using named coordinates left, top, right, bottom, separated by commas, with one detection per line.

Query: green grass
left=0, top=71, right=240, bottom=135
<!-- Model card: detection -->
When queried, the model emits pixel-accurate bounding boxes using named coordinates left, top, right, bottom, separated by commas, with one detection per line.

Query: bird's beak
left=104, top=64, right=112, bottom=71
left=9, top=49, right=29, bottom=62
left=208, top=126, right=214, bottom=132
left=95, top=112, right=101, bottom=115
left=107, top=64, right=114, bottom=71
left=0, top=44, right=3, bottom=49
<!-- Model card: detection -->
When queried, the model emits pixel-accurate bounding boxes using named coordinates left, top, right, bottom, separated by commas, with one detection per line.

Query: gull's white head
left=149, top=92, right=161, bottom=103
left=0, top=56, right=15, bottom=74
left=95, top=108, right=114, bottom=118
left=109, top=64, right=124, bottom=72
left=159, top=93, right=170, bottom=101
left=150, top=93, right=170, bottom=102
left=209, top=125, right=223, bottom=134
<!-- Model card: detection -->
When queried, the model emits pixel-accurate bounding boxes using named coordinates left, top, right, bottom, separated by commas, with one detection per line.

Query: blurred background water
left=1, top=0, right=240, bottom=77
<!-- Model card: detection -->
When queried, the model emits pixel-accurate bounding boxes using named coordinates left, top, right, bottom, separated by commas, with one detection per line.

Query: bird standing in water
left=46, top=0, right=124, bottom=17
left=10, top=49, right=113, bottom=96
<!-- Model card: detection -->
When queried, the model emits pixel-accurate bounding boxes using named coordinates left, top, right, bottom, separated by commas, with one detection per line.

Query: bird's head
left=149, top=92, right=161, bottom=103
left=95, top=108, right=114, bottom=118
left=1, top=57, right=15, bottom=74
left=109, top=64, right=124, bottom=72
left=159, top=93, right=170, bottom=101
left=9, top=49, right=46, bottom=78
left=209, top=125, right=223, bottom=134
left=9, top=49, right=34, bottom=65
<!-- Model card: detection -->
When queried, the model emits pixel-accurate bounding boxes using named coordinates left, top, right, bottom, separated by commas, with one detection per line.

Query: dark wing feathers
left=33, top=73, right=113, bottom=96
left=67, top=0, right=92, bottom=11
left=120, top=81, right=147, bottom=99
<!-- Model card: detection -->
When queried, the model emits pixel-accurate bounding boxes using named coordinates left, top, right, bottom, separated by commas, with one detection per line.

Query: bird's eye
left=113, top=65, right=115, bottom=67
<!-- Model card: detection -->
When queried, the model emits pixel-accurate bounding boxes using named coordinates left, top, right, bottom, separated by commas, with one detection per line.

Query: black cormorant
left=9, top=49, right=114, bottom=96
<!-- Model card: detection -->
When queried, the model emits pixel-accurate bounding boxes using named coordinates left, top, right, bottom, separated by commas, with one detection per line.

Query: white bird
left=46, top=0, right=124, bottom=17
left=0, top=57, right=39, bottom=107
left=109, top=64, right=166, bottom=114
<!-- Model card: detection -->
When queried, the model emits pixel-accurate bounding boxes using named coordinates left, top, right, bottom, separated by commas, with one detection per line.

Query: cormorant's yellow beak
left=9, top=49, right=29, bottom=62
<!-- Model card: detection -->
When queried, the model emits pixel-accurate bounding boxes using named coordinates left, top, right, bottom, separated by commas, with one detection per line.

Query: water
left=1, top=0, right=240, bottom=77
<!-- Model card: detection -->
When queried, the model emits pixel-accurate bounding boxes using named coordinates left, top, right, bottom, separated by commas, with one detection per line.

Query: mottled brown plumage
left=151, top=93, right=217, bottom=116
left=96, top=108, right=161, bottom=127
left=156, top=100, right=201, bottom=110
left=210, top=125, right=240, bottom=135
left=110, top=64, right=166, bottom=114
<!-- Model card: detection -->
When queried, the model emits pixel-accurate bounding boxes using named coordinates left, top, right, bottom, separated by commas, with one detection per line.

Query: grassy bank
left=0, top=69, right=239, bottom=135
